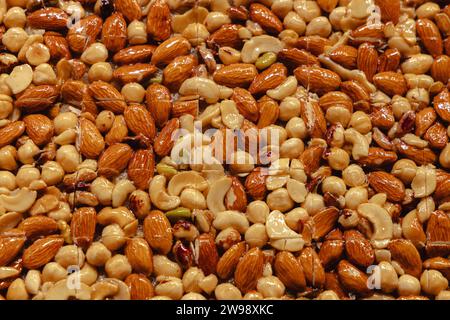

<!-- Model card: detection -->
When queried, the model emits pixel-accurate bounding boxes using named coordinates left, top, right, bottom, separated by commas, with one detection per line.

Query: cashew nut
left=206, top=176, right=232, bottom=213
left=167, top=171, right=209, bottom=196
left=344, top=128, right=369, bottom=160
left=241, top=35, right=284, bottom=63
left=179, top=77, right=220, bottom=104
left=97, top=206, right=137, bottom=236
left=265, top=210, right=304, bottom=252
left=112, top=179, right=136, bottom=207
left=220, top=99, right=243, bottom=130
left=171, top=7, right=209, bottom=34
left=0, top=188, right=37, bottom=213
left=91, top=279, right=130, bottom=300
left=150, top=175, right=181, bottom=211
left=213, top=210, right=249, bottom=234
left=0, top=211, right=22, bottom=232
left=267, top=76, right=298, bottom=101
left=411, top=165, right=436, bottom=198
left=90, top=177, right=114, bottom=206
left=357, top=203, right=393, bottom=249
left=44, top=279, right=91, bottom=300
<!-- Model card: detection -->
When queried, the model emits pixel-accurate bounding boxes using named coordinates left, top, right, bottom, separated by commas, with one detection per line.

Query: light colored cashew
left=179, top=77, right=220, bottom=104
left=401, top=209, right=426, bottom=247
left=286, top=178, right=307, bottom=203
left=5, top=64, right=33, bottom=94
left=91, top=280, right=119, bottom=300
left=357, top=203, right=393, bottom=249
left=0, top=188, right=37, bottom=213
left=97, top=206, right=136, bottom=231
left=150, top=175, right=181, bottom=211
left=416, top=196, right=434, bottom=223
left=0, top=211, right=22, bottom=232
left=167, top=171, right=209, bottom=196
left=267, top=76, right=298, bottom=101
left=171, top=7, right=209, bottom=33
left=0, top=266, right=19, bottom=279
left=213, top=210, right=249, bottom=234
left=265, top=210, right=304, bottom=252
left=90, top=177, right=114, bottom=206
left=198, top=104, right=221, bottom=127
left=44, top=279, right=91, bottom=300
left=411, top=165, right=436, bottom=198
left=344, top=128, right=369, bottom=160
left=241, top=35, right=284, bottom=63
left=111, top=179, right=136, bottom=208
left=206, top=176, right=232, bottom=213
left=220, top=100, right=243, bottom=130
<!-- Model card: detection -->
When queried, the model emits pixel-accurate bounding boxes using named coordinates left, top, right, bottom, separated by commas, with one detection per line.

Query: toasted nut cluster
left=0, top=0, right=449, bottom=301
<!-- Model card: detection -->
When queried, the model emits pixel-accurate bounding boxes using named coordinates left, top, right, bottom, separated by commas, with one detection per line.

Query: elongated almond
left=124, top=104, right=156, bottom=141
left=147, top=0, right=171, bottom=42
left=146, top=83, right=172, bottom=128
left=127, top=149, right=155, bottom=190
left=231, top=88, right=259, bottom=122
left=249, top=63, right=287, bottom=95
left=151, top=36, right=191, bottom=66
left=18, top=216, right=58, bottom=240
left=416, top=18, right=443, bottom=57
left=298, top=247, right=325, bottom=288
left=277, top=48, right=319, bottom=68
left=302, top=207, right=339, bottom=242
left=377, top=48, right=401, bottom=73
left=213, top=64, right=258, bottom=88
left=300, top=99, right=326, bottom=139
left=234, top=247, right=264, bottom=292
left=101, top=13, right=127, bottom=52
left=67, top=15, right=102, bottom=53
left=292, top=36, right=331, bottom=56
left=153, top=118, right=179, bottom=157
left=23, top=114, right=54, bottom=147
left=274, top=251, right=306, bottom=291
left=78, top=117, right=105, bottom=158
left=22, top=235, right=64, bottom=269
left=195, top=233, right=219, bottom=276
left=125, top=238, right=153, bottom=275
left=375, top=0, right=400, bottom=24
left=0, top=231, right=26, bottom=267
left=393, top=139, right=437, bottom=165
left=207, top=24, right=242, bottom=49
left=329, top=45, right=357, bottom=69
left=357, top=43, right=378, bottom=81
left=217, top=242, right=246, bottom=279
left=433, top=88, right=450, bottom=122
left=373, top=72, right=407, bottom=96
left=257, top=96, right=279, bottom=128
left=294, top=66, right=341, bottom=95
left=113, top=45, right=156, bottom=65
left=115, top=0, right=141, bottom=22
left=27, top=8, right=68, bottom=30
left=98, top=143, right=133, bottom=178
left=319, top=229, right=344, bottom=270
left=125, top=274, right=154, bottom=300
left=0, top=121, right=25, bottom=148
left=337, top=260, right=371, bottom=296
left=71, top=207, right=96, bottom=249
left=113, top=64, right=158, bottom=84
left=89, top=81, right=127, bottom=114
left=162, top=55, right=197, bottom=92
left=344, top=230, right=375, bottom=268
left=249, top=3, right=283, bottom=34
left=424, top=122, right=448, bottom=149
left=388, top=239, right=422, bottom=277
left=426, top=210, right=450, bottom=258
left=15, top=85, right=59, bottom=112
left=367, top=171, right=405, bottom=202
left=143, top=210, right=172, bottom=255
left=44, top=32, right=71, bottom=60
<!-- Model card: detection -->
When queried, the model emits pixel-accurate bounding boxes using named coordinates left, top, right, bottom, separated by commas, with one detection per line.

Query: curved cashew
left=179, top=77, right=220, bottom=104
left=267, top=76, right=298, bottom=101
left=411, top=165, right=436, bottom=198
left=213, top=210, right=249, bottom=234
left=150, top=175, right=181, bottom=210
left=344, top=128, right=369, bottom=160
left=198, top=103, right=221, bottom=127
left=206, top=176, right=232, bottom=213
left=357, top=203, right=393, bottom=249
left=171, top=7, right=209, bottom=33
left=167, top=171, right=209, bottom=196
left=241, top=35, right=284, bottom=63
left=220, top=100, right=243, bottom=130
left=97, top=207, right=136, bottom=229
left=112, top=179, right=136, bottom=208
left=265, top=210, right=304, bottom=252
left=0, top=188, right=37, bottom=213
left=91, top=280, right=119, bottom=300
left=44, top=279, right=91, bottom=300
left=401, top=209, right=426, bottom=247
left=0, top=211, right=22, bottom=232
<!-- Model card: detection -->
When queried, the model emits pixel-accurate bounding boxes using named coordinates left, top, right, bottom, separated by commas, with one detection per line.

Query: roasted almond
left=101, top=13, right=127, bottom=52
left=115, top=0, right=141, bottom=22
left=231, top=88, right=259, bottom=122
left=370, top=106, right=395, bottom=129
left=113, top=63, right=158, bottom=84
left=151, top=36, right=191, bottom=66
left=337, top=260, right=371, bottom=296
left=217, top=241, right=246, bottom=280
left=299, top=144, right=325, bottom=176
left=71, top=207, right=96, bottom=249
left=244, top=167, right=267, bottom=200
left=0, top=121, right=25, bottom=148
left=171, top=99, right=198, bottom=118
left=393, top=139, right=437, bottom=165
left=44, top=32, right=71, bottom=60
left=22, top=235, right=64, bottom=269
left=113, top=45, right=156, bottom=65
left=424, top=122, right=448, bottom=149
left=292, top=36, right=332, bottom=56
left=329, top=45, right=358, bottom=69
left=143, top=210, right=173, bottom=255
left=277, top=48, right=319, bottom=68
left=294, top=65, right=341, bottom=95
left=416, top=18, right=443, bottom=57
left=213, top=63, right=258, bottom=88
left=298, top=247, right=326, bottom=288
left=225, top=176, right=247, bottom=212
left=146, top=83, right=172, bottom=128
left=234, top=247, right=264, bottom=293
left=162, top=55, right=197, bottom=92
left=22, top=114, right=53, bottom=147
left=27, top=8, right=68, bottom=30
left=207, top=24, right=242, bottom=49
left=78, top=117, right=105, bottom=158
left=300, top=99, right=327, bottom=139
left=153, top=118, right=179, bottom=158
left=373, top=71, right=407, bottom=96
left=125, top=273, right=154, bottom=300
left=377, top=48, right=401, bottom=73
left=357, top=147, right=398, bottom=167
left=89, top=80, right=127, bottom=114
left=430, top=55, right=450, bottom=84
left=127, top=149, right=155, bottom=190
left=319, top=229, right=344, bottom=270
left=98, top=143, right=133, bottom=178
left=66, top=15, right=102, bottom=53
left=344, top=230, right=375, bottom=268
left=124, top=104, right=156, bottom=141
left=195, top=233, right=219, bottom=276
left=249, top=63, right=287, bottom=95
left=257, top=96, right=279, bottom=128
left=356, top=43, right=378, bottom=81
left=105, top=115, right=128, bottom=145
left=375, top=0, right=400, bottom=24
left=125, top=238, right=153, bottom=275
left=425, top=210, right=450, bottom=258
left=350, top=24, right=384, bottom=46
left=433, top=88, right=450, bottom=123
left=0, top=231, right=26, bottom=267
left=146, top=0, right=171, bottom=42
left=367, top=171, right=405, bottom=202
left=249, top=3, right=283, bottom=34
left=15, top=85, right=59, bottom=112
left=274, top=251, right=306, bottom=291
left=388, top=239, right=422, bottom=277
left=18, top=216, right=58, bottom=240
left=302, top=206, right=339, bottom=242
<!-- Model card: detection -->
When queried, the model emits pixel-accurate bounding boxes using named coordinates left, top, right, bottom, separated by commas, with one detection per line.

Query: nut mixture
left=0, top=0, right=449, bottom=301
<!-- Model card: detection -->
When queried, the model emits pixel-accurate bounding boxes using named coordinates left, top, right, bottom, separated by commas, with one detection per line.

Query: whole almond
left=127, top=149, right=155, bottom=190
left=300, top=99, right=327, bottom=139
left=71, top=207, right=96, bottom=249
left=367, top=171, right=406, bottom=202
left=302, top=207, right=339, bottom=242
left=424, top=122, right=448, bottom=149
left=329, top=45, right=358, bottom=69
left=163, top=55, right=197, bottom=92
left=217, top=242, right=246, bottom=279
left=373, top=71, right=407, bottom=96
left=433, top=88, right=450, bottom=122
left=0, top=231, right=26, bottom=267
left=146, top=83, right=172, bottom=128
left=98, top=143, right=133, bottom=178
left=213, top=63, right=258, bottom=88
left=344, top=230, right=375, bottom=268
left=234, top=247, right=264, bottom=292
left=377, top=48, right=401, bottom=73
left=113, top=63, right=158, bottom=84
left=27, top=8, right=68, bottom=30
left=350, top=24, right=384, bottom=46
left=124, top=104, right=156, bottom=141
left=425, top=210, right=450, bottom=258
left=388, top=239, right=422, bottom=277
left=67, top=15, right=102, bottom=53
left=319, top=91, right=353, bottom=112
left=113, top=45, right=156, bottom=65
left=294, top=66, right=341, bottom=95
left=325, top=272, right=348, bottom=299
left=0, top=121, right=25, bottom=148
left=375, top=0, right=400, bottom=24
left=78, top=117, right=105, bottom=158
left=274, top=251, right=306, bottom=291
left=257, top=96, right=279, bottom=128
left=231, top=88, right=259, bottom=122
left=18, top=216, right=58, bottom=240
left=89, top=80, right=127, bottom=114
left=357, top=147, right=398, bottom=167
left=277, top=48, right=320, bottom=68
left=15, top=85, right=59, bottom=112
left=102, top=13, right=127, bottom=52
left=151, top=36, right=191, bottom=66
left=393, top=139, right=437, bottom=165
left=357, top=43, right=378, bottom=82
left=22, top=114, right=53, bottom=147
left=115, top=0, right=141, bottom=22
left=337, top=260, right=371, bottom=296
left=147, top=0, right=171, bottom=42
left=292, top=36, right=332, bottom=56
left=143, top=210, right=173, bottom=255
left=244, top=167, right=267, bottom=200
left=154, top=118, right=179, bottom=157
left=416, top=18, right=443, bottom=57
left=249, top=63, right=287, bottom=95
left=249, top=3, right=283, bottom=34
left=430, top=55, right=450, bottom=84
left=319, top=229, right=344, bottom=270
left=207, top=24, right=242, bottom=49
left=125, top=238, right=153, bottom=275
left=61, top=80, right=86, bottom=107
left=22, top=235, right=64, bottom=269
left=171, top=99, right=199, bottom=118
left=370, top=106, right=395, bottom=129
left=299, top=144, right=325, bottom=176
left=125, top=274, right=154, bottom=300
left=195, top=233, right=219, bottom=276
left=298, top=247, right=326, bottom=287
left=225, top=176, right=247, bottom=212
left=105, top=115, right=128, bottom=145
left=44, top=32, right=71, bottom=60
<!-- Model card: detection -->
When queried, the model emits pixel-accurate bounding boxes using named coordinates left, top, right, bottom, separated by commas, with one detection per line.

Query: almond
left=329, top=45, right=358, bottom=69
left=61, top=80, right=86, bottom=107
left=44, top=32, right=71, bottom=60
left=146, top=0, right=171, bottom=42
left=153, top=118, right=179, bottom=157
left=70, top=207, right=96, bottom=249
left=294, top=65, right=341, bottom=95
left=377, top=48, right=401, bottom=73
left=435, top=170, right=450, bottom=200
left=257, top=96, right=279, bottom=128
left=27, top=8, right=68, bottom=31
left=350, top=24, right=384, bottom=46
left=124, top=104, right=156, bottom=141
left=319, top=229, right=344, bottom=270
left=101, top=13, right=127, bottom=52
left=274, top=251, right=306, bottom=291
left=113, top=45, right=156, bottom=65
left=249, top=3, right=283, bottom=34
left=292, top=36, right=331, bottom=56
left=249, top=63, right=287, bottom=95
left=393, top=139, right=437, bottom=165
left=424, top=122, right=448, bottom=149
left=98, top=143, right=133, bottom=178
left=231, top=88, right=259, bottom=122
left=373, top=71, right=407, bottom=96
left=357, top=147, right=398, bottom=167
left=337, top=260, right=371, bottom=296
left=425, top=210, right=450, bottom=258
left=300, top=99, right=327, bottom=139
left=340, top=80, right=371, bottom=112
left=356, top=43, right=378, bottom=81
left=162, top=55, right=197, bottom=92
left=374, top=0, right=400, bottom=24
left=216, top=242, right=246, bottom=279
left=416, top=18, right=443, bottom=57
left=67, top=15, right=102, bottom=53
left=143, top=210, right=173, bottom=255
left=151, top=36, right=191, bottom=66
left=89, top=80, right=127, bottom=114
left=125, top=274, right=154, bottom=300
left=367, top=171, right=405, bottom=202
left=22, top=114, right=53, bottom=147
left=225, top=176, right=247, bottom=212
left=319, top=91, right=353, bottom=112
left=234, top=247, right=264, bottom=292
left=78, top=117, right=105, bottom=158
left=370, top=105, right=395, bottom=129
left=207, top=24, right=242, bottom=49
left=115, top=0, right=141, bottom=22
left=213, top=63, right=258, bottom=88
left=18, top=216, right=58, bottom=240
left=113, top=63, right=158, bottom=84
left=388, top=239, right=422, bottom=277
left=195, top=233, right=219, bottom=276
left=127, top=149, right=155, bottom=190
left=15, top=85, right=59, bottom=112
left=105, top=115, right=128, bottom=145
left=277, top=48, right=319, bottom=68
left=433, top=88, right=450, bottom=122
left=125, top=238, right=153, bottom=275
left=244, top=167, right=267, bottom=200
left=172, top=99, right=198, bottom=118
left=0, top=121, right=25, bottom=148
left=299, top=144, right=325, bottom=176
left=325, top=272, right=348, bottom=299
left=146, top=83, right=172, bottom=128
left=302, top=206, right=339, bottom=242
left=22, top=235, right=64, bottom=269
left=431, top=55, right=450, bottom=84
left=344, top=230, right=375, bottom=268
left=298, top=247, right=326, bottom=288
left=0, top=230, right=26, bottom=267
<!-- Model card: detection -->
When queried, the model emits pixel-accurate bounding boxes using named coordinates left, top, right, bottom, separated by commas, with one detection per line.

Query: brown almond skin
left=277, top=48, right=320, bottom=68
left=357, top=43, right=378, bottom=81
left=217, top=242, right=246, bottom=279
left=23, top=114, right=54, bottom=147
left=431, top=55, right=450, bottom=84
left=213, top=64, right=258, bottom=88
left=151, top=36, right=191, bottom=66
left=373, top=72, right=407, bottom=96
left=231, top=88, right=259, bottom=122
left=424, top=122, right=448, bottom=149
left=27, top=8, right=68, bottom=30
left=337, top=260, right=371, bottom=296
left=98, top=143, right=133, bottom=178
left=146, top=83, right=172, bottom=128
left=153, top=118, right=179, bottom=157
left=370, top=106, right=395, bottom=129
left=195, top=233, right=219, bottom=276
left=367, top=171, right=406, bottom=202
left=105, top=115, right=128, bottom=145
left=102, top=13, right=127, bottom=52
left=78, top=117, right=105, bottom=158
left=124, top=104, right=156, bottom=142
left=245, top=167, right=267, bottom=200
left=292, top=36, right=332, bottom=56
left=113, top=64, right=158, bottom=84
left=300, top=100, right=326, bottom=139
left=22, top=236, right=64, bottom=269
left=249, top=63, right=287, bottom=95
left=89, top=81, right=127, bottom=114
left=416, top=18, right=443, bottom=57
left=377, top=48, right=401, bottom=73
left=274, top=251, right=306, bottom=291
left=207, top=24, right=242, bottom=49
left=225, top=176, right=247, bottom=212
left=67, top=15, right=103, bottom=53
left=163, top=55, right=197, bottom=92
left=357, top=147, right=398, bottom=167
left=319, top=229, right=344, bottom=270
left=344, top=230, right=375, bottom=268
left=18, top=216, right=58, bottom=240
left=299, top=145, right=325, bottom=177
left=325, top=272, right=348, bottom=299
left=71, top=207, right=96, bottom=249
left=298, top=247, right=326, bottom=288
left=433, top=88, right=450, bottom=123
left=389, top=239, right=423, bottom=277
left=294, top=66, right=341, bottom=95
left=234, top=247, right=264, bottom=293
left=426, top=210, right=450, bottom=258
left=125, top=274, right=155, bottom=300
left=393, top=139, right=437, bottom=166
left=115, top=0, right=142, bottom=22
left=329, top=45, right=358, bottom=69
left=0, top=121, right=25, bottom=148
left=113, top=45, right=156, bottom=65
left=125, top=238, right=153, bottom=275
left=15, top=85, right=59, bottom=112
left=375, top=0, right=400, bottom=24
left=0, top=231, right=26, bottom=267
left=146, top=0, right=171, bottom=42
left=257, top=96, right=279, bottom=128
left=127, top=149, right=155, bottom=190
left=249, top=3, right=283, bottom=34
left=302, top=207, right=339, bottom=242
left=44, top=32, right=71, bottom=60
left=143, top=210, right=173, bottom=255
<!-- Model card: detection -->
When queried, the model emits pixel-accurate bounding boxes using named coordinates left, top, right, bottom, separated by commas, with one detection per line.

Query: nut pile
left=0, top=0, right=449, bottom=301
